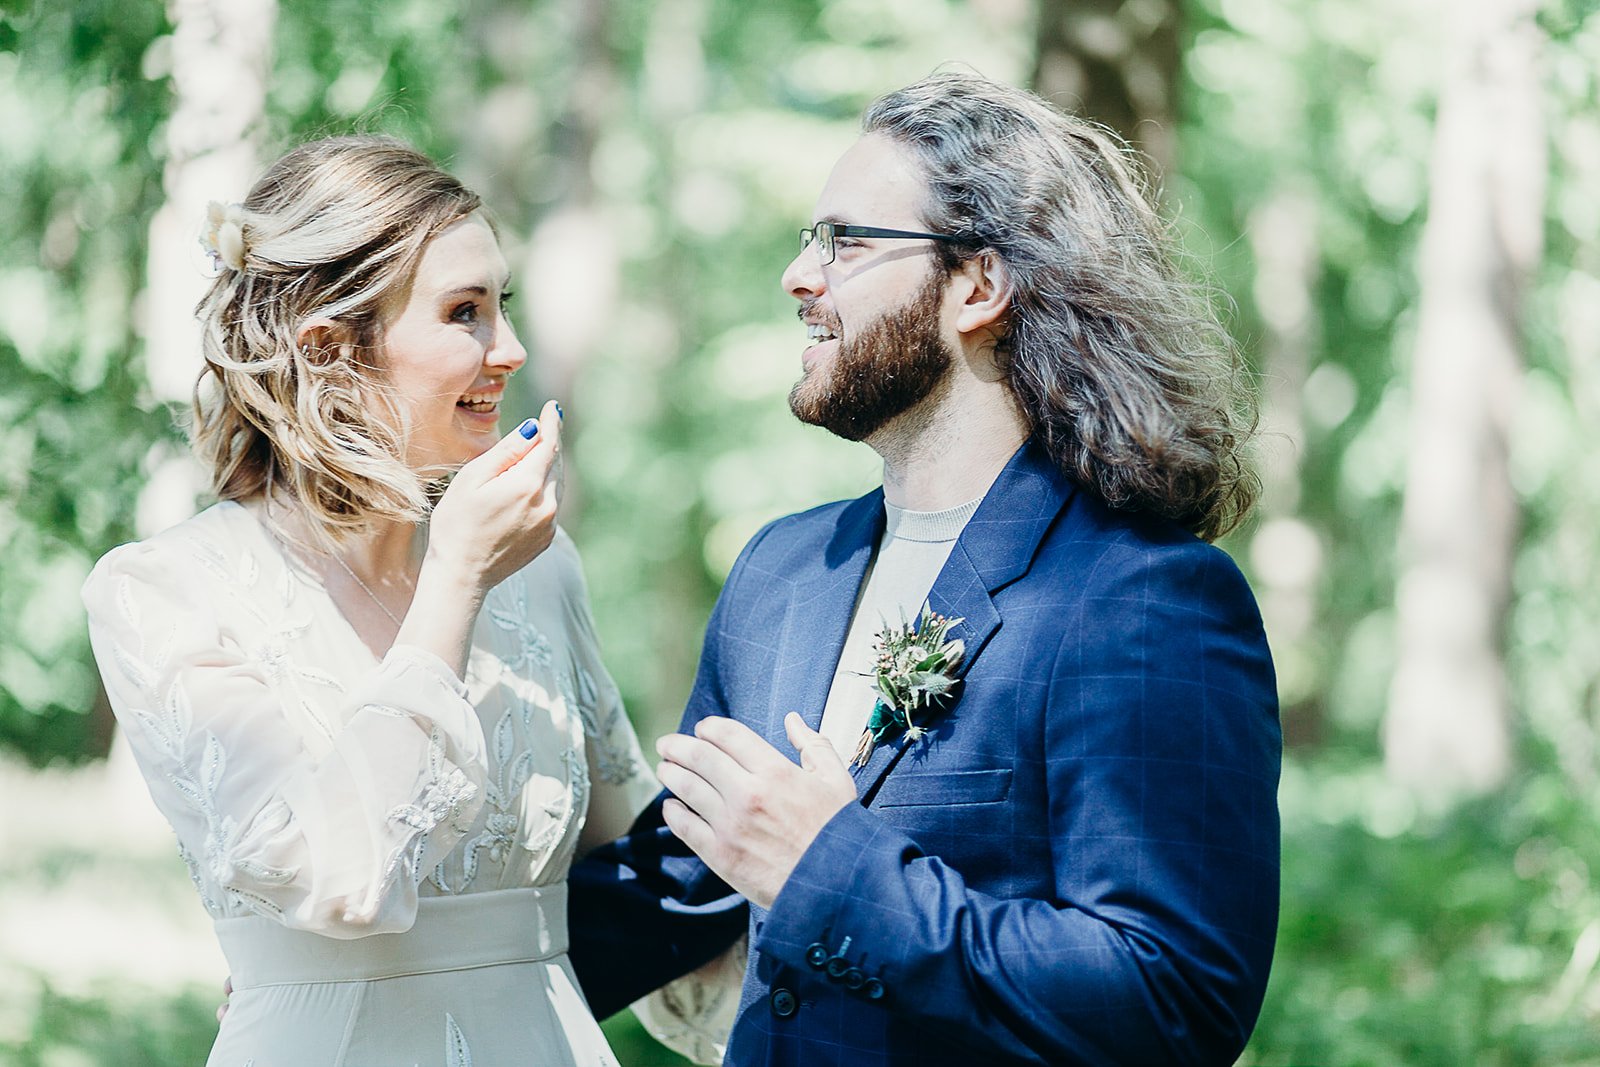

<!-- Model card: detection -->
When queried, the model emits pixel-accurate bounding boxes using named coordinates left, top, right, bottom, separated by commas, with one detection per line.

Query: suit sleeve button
left=825, top=955, right=849, bottom=979
left=843, top=967, right=866, bottom=991
left=771, top=988, right=798, bottom=1018
left=805, top=943, right=829, bottom=969
left=862, top=977, right=885, bottom=1001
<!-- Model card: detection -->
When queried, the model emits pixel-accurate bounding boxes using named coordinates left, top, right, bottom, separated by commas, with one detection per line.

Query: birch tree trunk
left=1031, top=0, right=1182, bottom=180
left=114, top=0, right=274, bottom=783
left=139, top=0, right=275, bottom=536
left=519, top=0, right=619, bottom=416
left=1246, top=190, right=1325, bottom=747
left=1383, top=0, right=1545, bottom=799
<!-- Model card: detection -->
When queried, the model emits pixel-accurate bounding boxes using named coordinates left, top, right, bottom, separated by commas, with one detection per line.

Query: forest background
left=2, top=0, right=1598, bottom=1063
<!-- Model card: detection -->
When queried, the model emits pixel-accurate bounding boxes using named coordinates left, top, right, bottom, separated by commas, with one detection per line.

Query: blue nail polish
left=555, top=401, right=564, bottom=422
left=517, top=418, right=538, bottom=439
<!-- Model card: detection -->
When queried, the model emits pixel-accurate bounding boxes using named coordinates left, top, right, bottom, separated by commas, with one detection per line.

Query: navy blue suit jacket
left=570, top=440, right=1281, bottom=1066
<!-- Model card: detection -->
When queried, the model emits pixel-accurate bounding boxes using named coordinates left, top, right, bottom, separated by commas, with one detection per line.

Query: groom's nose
left=782, top=244, right=826, bottom=302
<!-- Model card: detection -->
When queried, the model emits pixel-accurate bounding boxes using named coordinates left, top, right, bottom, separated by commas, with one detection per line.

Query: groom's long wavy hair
left=864, top=74, right=1260, bottom=542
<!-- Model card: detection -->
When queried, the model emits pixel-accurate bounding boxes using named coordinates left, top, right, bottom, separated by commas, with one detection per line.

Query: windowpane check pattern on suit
left=571, top=439, right=1281, bottom=1067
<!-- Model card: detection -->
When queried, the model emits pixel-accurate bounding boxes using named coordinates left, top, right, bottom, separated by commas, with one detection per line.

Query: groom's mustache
left=797, top=298, right=842, bottom=336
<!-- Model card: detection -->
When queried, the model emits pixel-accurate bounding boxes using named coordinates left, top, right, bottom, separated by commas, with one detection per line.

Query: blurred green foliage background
left=2, top=0, right=1599, bottom=1063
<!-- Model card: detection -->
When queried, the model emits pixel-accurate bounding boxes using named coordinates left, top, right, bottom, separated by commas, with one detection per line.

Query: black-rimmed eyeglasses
left=798, top=222, right=966, bottom=266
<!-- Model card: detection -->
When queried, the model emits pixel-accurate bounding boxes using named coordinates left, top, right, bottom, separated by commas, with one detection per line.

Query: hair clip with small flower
left=200, top=200, right=248, bottom=274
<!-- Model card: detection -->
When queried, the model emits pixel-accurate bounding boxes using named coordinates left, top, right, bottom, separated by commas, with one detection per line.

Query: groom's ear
left=952, top=250, right=1013, bottom=339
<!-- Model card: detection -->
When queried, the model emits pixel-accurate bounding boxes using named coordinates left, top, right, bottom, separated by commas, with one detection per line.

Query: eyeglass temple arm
left=834, top=224, right=964, bottom=243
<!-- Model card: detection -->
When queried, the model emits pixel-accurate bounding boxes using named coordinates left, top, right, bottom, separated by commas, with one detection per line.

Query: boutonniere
left=851, top=602, right=965, bottom=769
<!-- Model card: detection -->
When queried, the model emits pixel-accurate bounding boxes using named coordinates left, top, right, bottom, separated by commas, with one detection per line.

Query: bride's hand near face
left=397, top=398, right=564, bottom=677
left=430, top=397, right=564, bottom=590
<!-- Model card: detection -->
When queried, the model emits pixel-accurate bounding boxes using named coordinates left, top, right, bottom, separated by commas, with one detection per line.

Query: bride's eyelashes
left=447, top=290, right=515, bottom=327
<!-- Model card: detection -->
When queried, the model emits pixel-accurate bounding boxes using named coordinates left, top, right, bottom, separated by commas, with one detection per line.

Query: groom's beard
left=789, top=271, right=953, bottom=442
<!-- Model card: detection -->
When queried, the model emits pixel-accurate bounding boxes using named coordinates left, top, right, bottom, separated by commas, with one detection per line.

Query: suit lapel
left=764, top=490, right=885, bottom=747
left=856, top=440, right=1075, bottom=803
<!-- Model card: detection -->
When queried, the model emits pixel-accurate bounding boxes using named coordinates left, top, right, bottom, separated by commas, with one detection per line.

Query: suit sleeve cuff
left=757, top=801, right=916, bottom=974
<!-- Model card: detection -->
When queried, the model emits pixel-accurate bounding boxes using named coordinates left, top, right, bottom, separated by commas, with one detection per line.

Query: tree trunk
left=518, top=0, right=619, bottom=416
left=1246, top=190, right=1325, bottom=748
left=1031, top=0, right=1182, bottom=181
left=1383, top=0, right=1545, bottom=800
left=139, top=0, right=276, bottom=534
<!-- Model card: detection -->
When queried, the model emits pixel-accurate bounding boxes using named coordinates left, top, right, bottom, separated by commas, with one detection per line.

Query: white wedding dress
left=82, top=501, right=662, bottom=1067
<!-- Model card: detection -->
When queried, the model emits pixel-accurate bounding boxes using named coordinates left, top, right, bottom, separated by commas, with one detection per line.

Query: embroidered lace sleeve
left=632, top=935, right=747, bottom=1065
left=545, top=530, right=660, bottom=854
left=573, top=667, right=658, bottom=854
left=82, top=539, right=488, bottom=937
left=535, top=532, right=741, bottom=1062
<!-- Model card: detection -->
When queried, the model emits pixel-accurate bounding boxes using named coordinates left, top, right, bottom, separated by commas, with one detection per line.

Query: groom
left=570, top=72, right=1281, bottom=1066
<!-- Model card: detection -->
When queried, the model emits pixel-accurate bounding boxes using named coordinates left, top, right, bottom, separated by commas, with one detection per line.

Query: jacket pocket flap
left=874, top=768, right=1012, bottom=808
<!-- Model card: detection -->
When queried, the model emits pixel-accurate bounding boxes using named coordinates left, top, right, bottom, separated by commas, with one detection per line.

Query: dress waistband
left=215, top=884, right=568, bottom=988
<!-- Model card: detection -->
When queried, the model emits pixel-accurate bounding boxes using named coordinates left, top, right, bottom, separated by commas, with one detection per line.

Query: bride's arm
left=82, top=411, right=565, bottom=937
left=84, top=536, right=488, bottom=938
left=398, top=403, right=565, bottom=679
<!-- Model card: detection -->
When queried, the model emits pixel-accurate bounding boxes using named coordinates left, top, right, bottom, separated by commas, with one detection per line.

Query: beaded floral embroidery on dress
left=106, top=528, right=486, bottom=919
left=112, top=569, right=298, bottom=920
left=428, top=581, right=601, bottom=894
left=445, top=1013, right=473, bottom=1067
left=484, top=579, right=640, bottom=783
left=431, top=704, right=540, bottom=893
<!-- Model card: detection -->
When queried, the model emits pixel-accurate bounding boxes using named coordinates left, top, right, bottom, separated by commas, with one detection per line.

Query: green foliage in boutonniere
left=851, top=602, right=965, bottom=768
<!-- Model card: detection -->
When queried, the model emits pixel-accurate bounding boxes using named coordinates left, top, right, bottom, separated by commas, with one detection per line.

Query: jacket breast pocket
left=873, top=768, right=1012, bottom=808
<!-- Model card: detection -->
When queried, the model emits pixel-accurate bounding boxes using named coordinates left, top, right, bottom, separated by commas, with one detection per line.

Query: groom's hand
left=656, top=712, right=856, bottom=909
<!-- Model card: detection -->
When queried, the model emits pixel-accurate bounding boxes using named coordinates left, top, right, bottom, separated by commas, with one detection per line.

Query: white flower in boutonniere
left=851, top=602, right=965, bottom=769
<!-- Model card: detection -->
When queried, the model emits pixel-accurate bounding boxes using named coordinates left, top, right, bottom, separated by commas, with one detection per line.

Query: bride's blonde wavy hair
left=191, top=135, right=483, bottom=541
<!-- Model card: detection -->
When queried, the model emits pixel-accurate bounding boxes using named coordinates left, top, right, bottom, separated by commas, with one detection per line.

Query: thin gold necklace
left=327, top=548, right=407, bottom=628
left=258, top=499, right=411, bottom=628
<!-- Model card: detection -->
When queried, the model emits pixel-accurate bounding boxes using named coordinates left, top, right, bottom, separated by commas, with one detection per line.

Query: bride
left=81, top=136, right=660, bottom=1066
